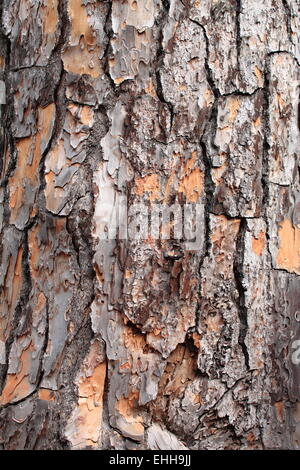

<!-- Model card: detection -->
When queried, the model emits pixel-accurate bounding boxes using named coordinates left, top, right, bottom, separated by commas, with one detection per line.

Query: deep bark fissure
left=282, top=0, right=293, bottom=44
left=235, top=0, right=241, bottom=70
left=233, top=217, right=250, bottom=371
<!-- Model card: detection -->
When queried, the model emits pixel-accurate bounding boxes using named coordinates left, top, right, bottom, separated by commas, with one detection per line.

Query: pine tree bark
left=0, top=0, right=299, bottom=450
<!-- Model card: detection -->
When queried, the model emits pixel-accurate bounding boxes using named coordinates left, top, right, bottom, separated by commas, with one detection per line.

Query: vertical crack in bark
left=0, top=0, right=299, bottom=450
left=65, top=186, right=97, bottom=323
left=198, top=136, right=214, bottom=274
left=235, top=0, right=241, bottom=71
left=0, top=0, right=70, bottom=401
left=0, top=9, right=21, bottom=393
left=261, top=55, right=273, bottom=266
left=0, top=18, right=16, bottom=217
left=282, top=0, right=293, bottom=44
left=233, top=218, right=250, bottom=370
left=28, top=2, right=70, bottom=394
left=0, top=8, right=11, bottom=186
left=102, top=345, right=113, bottom=448
left=153, top=0, right=174, bottom=130
left=189, top=18, right=220, bottom=98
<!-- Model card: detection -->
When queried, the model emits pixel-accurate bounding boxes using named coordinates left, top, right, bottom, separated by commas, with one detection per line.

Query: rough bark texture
left=0, top=0, right=300, bottom=450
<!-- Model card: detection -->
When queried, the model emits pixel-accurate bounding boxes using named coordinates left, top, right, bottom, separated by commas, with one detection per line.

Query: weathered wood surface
left=0, top=0, right=299, bottom=450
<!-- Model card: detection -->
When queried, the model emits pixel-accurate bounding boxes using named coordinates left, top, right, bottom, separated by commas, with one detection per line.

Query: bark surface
left=0, top=0, right=300, bottom=450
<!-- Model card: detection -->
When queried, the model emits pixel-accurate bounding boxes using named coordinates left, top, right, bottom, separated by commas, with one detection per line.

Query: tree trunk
left=0, top=0, right=299, bottom=450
